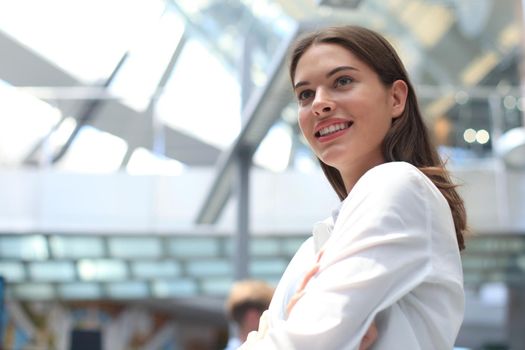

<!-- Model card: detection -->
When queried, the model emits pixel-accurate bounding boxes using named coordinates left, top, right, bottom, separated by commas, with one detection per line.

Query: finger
left=316, top=249, right=325, bottom=263
left=287, top=259, right=322, bottom=317
left=286, top=290, right=305, bottom=316
left=258, top=310, right=269, bottom=335
left=298, top=263, right=319, bottom=291
left=359, top=322, right=378, bottom=350
left=246, top=330, right=259, bottom=343
left=369, top=322, right=378, bottom=339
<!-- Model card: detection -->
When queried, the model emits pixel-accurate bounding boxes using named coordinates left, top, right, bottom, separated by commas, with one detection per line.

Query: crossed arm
left=240, top=165, right=437, bottom=349
left=241, top=249, right=378, bottom=350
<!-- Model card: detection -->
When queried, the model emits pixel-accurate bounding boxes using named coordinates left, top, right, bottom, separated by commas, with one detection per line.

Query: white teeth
left=318, top=122, right=350, bottom=136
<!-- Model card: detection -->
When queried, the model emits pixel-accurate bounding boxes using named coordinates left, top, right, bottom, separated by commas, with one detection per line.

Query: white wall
left=0, top=161, right=523, bottom=235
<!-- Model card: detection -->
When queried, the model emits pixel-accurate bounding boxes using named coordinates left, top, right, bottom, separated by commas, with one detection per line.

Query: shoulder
left=348, top=162, right=431, bottom=204
left=338, top=162, right=452, bottom=229
left=360, top=161, right=426, bottom=188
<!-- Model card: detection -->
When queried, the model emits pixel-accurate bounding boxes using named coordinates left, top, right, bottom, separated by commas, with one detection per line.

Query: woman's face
left=294, top=43, right=406, bottom=178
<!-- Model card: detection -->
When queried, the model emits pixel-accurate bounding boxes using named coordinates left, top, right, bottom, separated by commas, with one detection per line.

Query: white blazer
left=243, top=162, right=464, bottom=350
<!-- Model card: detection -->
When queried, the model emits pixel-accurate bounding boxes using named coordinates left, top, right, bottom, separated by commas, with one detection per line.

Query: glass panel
left=0, top=262, right=26, bottom=281
left=227, top=237, right=304, bottom=257
left=223, top=238, right=234, bottom=257
left=281, top=237, right=307, bottom=256
left=186, top=259, right=231, bottom=277
left=201, top=278, right=233, bottom=295
left=253, top=123, right=293, bottom=172
left=58, top=282, right=101, bottom=300
left=487, top=272, right=506, bottom=284
left=0, top=81, right=61, bottom=165
left=173, top=0, right=293, bottom=76
left=29, top=261, right=75, bottom=281
left=156, top=39, right=241, bottom=149
left=250, top=238, right=281, bottom=256
left=250, top=259, right=287, bottom=276
left=56, top=126, right=128, bottom=173
left=168, top=238, right=220, bottom=258
left=50, top=236, right=105, bottom=259
left=107, top=281, right=149, bottom=299
left=516, top=255, right=525, bottom=272
left=13, top=283, right=54, bottom=299
left=463, top=273, right=483, bottom=286
left=0, top=235, right=48, bottom=260
left=467, top=237, right=525, bottom=253
left=109, top=237, right=162, bottom=258
left=109, top=10, right=185, bottom=111
left=0, top=0, right=167, bottom=82
left=461, top=256, right=509, bottom=270
left=131, top=261, right=180, bottom=279
left=152, top=279, right=197, bottom=297
left=126, top=147, right=185, bottom=176
left=77, top=259, right=127, bottom=281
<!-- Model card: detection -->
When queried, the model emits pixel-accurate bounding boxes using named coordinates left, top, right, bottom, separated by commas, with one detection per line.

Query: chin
left=319, top=159, right=346, bottom=172
left=318, top=153, right=350, bottom=170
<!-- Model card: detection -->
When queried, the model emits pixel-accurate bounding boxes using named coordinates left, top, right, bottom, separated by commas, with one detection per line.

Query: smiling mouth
left=315, top=122, right=353, bottom=138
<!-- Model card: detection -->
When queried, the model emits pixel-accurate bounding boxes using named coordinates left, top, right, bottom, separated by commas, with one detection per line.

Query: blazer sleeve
left=249, top=164, right=436, bottom=350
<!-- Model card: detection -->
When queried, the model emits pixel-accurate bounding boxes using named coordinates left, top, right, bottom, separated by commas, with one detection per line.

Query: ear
left=390, top=79, right=408, bottom=119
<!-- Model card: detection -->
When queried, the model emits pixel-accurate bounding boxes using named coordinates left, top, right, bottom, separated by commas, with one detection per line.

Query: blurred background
left=0, top=0, right=524, bottom=349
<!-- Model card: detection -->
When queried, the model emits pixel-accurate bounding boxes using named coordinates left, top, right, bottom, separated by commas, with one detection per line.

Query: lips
left=315, top=121, right=353, bottom=138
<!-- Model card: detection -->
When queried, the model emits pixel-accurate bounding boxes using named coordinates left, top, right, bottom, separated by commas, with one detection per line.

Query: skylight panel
left=0, top=0, right=166, bottom=82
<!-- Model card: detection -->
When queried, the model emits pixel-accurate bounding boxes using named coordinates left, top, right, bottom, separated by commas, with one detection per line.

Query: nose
left=312, top=88, right=335, bottom=116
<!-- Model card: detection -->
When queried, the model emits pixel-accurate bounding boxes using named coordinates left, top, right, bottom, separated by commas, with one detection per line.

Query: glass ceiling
left=0, top=0, right=294, bottom=172
left=0, top=0, right=521, bottom=174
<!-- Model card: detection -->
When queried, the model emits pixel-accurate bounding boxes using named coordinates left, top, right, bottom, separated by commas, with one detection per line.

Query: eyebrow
left=293, top=66, right=358, bottom=90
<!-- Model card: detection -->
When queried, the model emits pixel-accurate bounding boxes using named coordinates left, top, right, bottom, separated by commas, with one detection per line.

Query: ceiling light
left=463, top=128, right=477, bottom=144
left=476, top=129, right=490, bottom=144
left=503, top=96, right=517, bottom=110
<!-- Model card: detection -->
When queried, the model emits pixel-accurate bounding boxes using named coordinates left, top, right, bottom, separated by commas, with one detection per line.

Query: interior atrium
left=0, top=0, right=524, bottom=349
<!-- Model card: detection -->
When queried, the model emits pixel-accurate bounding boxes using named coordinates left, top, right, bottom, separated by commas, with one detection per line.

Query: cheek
left=297, top=112, right=310, bottom=135
left=367, top=116, right=393, bottom=143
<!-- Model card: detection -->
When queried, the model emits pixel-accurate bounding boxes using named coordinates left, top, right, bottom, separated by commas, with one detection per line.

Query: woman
left=241, top=25, right=467, bottom=349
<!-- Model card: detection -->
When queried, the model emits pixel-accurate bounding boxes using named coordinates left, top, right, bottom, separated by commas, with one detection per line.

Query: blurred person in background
left=224, top=280, right=274, bottom=350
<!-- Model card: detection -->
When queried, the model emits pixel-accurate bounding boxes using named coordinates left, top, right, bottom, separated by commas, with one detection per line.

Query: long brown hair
left=289, top=26, right=466, bottom=251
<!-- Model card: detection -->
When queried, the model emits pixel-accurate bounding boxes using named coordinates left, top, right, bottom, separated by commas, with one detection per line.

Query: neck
left=339, top=156, right=385, bottom=194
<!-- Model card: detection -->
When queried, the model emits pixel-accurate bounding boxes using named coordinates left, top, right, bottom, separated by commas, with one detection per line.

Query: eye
left=297, top=89, right=314, bottom=101
left=335, top=76, right=353, bottom=87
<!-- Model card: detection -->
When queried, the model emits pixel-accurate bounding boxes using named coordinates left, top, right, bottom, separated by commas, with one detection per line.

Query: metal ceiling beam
left=166, top=0, right=237, bottom=68
left=194, top=24, right=300, bottom=224
left=0, top=31, right=220, bottom=166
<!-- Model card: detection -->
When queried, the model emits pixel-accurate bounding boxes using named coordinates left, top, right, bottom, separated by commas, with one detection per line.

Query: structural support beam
left=234, top=148, right=251, bottom=280
left=195, top=24, right=299, bottom=224
left=0, top=31, right=220, bottom=166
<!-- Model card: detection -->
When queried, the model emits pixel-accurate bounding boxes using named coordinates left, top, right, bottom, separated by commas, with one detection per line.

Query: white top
left=243, top=162, right=464, bottom=350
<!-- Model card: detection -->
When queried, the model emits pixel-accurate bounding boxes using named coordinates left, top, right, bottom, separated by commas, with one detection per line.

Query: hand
left=286, top=249, right=379, bottom=350
left=286, top=250, right=324, bottom=317
left=359, top=321, right=378, bottom=350
left=240, top=310, right=269, bottom=349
